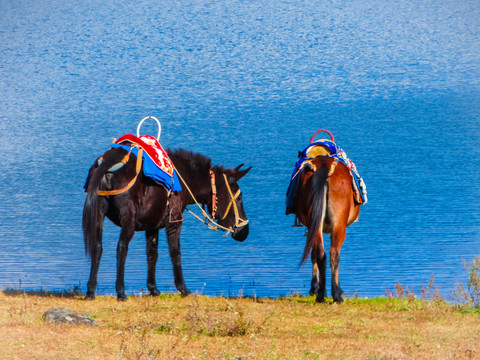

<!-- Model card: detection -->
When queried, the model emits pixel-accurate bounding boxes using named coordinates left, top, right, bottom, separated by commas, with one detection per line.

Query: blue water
left=1, top=0, right=479, bottom=299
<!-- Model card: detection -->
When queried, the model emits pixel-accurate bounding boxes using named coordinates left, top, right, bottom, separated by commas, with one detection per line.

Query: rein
left=174, top=167, right=248, bottom=237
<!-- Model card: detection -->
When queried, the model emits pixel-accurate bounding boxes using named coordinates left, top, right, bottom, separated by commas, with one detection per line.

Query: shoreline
left=1, top=290, right=479, bottom=359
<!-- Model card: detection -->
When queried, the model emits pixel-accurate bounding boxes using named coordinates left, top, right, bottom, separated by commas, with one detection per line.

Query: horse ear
left=234, top=163, right=244, bottom=172
left=233, top=166, right=252, bottom=181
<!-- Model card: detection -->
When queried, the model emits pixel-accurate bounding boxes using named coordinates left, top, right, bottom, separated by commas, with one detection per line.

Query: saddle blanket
left=112, top=134, right=182, bottom=192
left=286, top=139, right=367, bottom=213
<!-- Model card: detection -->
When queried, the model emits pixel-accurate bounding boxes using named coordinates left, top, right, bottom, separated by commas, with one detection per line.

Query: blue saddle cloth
left=112, top=144, right=182, bottom=192
left=84, top=144, right=182, bottom=192
left=286, top=140, right=367, bottom=213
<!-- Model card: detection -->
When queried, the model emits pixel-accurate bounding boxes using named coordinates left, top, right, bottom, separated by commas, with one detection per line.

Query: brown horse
left=83, top=145, right=250, bottom=301
left=290, top=149, right=361, bottom=303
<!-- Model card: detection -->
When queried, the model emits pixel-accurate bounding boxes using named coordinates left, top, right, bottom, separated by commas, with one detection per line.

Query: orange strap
left=98, top=148, right=143, bottom=196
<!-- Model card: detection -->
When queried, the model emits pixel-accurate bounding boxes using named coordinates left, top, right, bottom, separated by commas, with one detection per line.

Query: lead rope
left=173, top=166, right=235, bottom=237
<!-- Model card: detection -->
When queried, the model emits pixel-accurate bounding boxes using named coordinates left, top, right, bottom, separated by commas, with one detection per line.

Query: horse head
left=211, top=164, right=251, bottom=242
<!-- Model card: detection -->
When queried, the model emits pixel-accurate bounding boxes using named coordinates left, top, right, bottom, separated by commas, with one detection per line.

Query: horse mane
left=167, top=148, right=210, bottom=167
left=167, top=148, right=226, bottom=173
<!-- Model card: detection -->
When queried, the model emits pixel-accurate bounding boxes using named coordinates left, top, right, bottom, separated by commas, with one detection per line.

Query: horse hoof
left=180, top=289, right=192, bottom=297
left=117, top=295, right=128, bottom=302
left=333, top=297, right=344, bottom=304
left=150, top=289, right=160, bottom=297
left=85, top=293, right=95, bottom=301
left=315, top=296, right=326, bottom=303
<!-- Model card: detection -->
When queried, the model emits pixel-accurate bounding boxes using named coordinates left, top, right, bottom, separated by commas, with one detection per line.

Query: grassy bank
left=0, top=290, right=479, bottom=359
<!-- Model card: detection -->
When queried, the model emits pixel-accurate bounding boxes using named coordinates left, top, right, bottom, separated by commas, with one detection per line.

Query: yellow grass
left=0, top=290, right=479, bottom=359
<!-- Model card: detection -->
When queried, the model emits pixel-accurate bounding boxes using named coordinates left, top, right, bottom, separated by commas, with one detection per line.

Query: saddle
left=286, top=136, right=367, bottom=216
left=305, top=144, right=331, bottom=158
left=112, top=134, right=182, bottom=192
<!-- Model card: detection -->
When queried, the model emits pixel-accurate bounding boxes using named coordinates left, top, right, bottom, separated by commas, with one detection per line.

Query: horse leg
left=310, top=254, right=319, bottom=296
left=330, top=226, right=346, bottom=303
left=311, top=233, right=327, bottom=302
left=310, top=249, right=327, bottom=299
left=146, top=229, right=160, bottom=296
left=315, top=250, right=327, bottom=303
left=166, top=221, right=191, bottom=296
left=86, top=216, right=104, bottom=300
left=116, top=225, right=135, bottom=301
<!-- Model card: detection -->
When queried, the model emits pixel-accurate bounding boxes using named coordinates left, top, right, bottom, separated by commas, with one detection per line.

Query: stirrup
left=292, top=216, right=303, bottom=227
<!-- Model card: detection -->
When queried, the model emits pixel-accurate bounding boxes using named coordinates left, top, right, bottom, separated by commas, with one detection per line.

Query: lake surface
left=0, top=0, right=479, bottom=299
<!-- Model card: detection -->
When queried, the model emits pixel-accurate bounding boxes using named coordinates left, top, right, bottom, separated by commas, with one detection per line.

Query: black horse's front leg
left=165, top=221, right=191, bottom=296
left=146, top=229, right=160, bottom=296
left=116, top=226, right=135, bottom=301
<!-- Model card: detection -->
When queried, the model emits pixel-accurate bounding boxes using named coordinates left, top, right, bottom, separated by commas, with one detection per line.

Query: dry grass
left=0, top=290, right=479, bottom=359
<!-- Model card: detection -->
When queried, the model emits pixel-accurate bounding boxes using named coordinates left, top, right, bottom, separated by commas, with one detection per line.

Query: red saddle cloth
left=115, top=134, right=175, bottom=176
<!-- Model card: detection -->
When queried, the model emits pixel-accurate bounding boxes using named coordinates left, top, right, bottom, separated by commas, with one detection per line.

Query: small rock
left=43, top=307, right=97, bottom=326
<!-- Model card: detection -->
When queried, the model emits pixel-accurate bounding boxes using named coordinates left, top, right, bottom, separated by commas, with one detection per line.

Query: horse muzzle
left=232, top=222, right=249, bottom=242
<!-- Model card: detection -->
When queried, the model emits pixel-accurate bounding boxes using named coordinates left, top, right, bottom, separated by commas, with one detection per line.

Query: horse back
left=325, top=159, right=360, bottom=228
left=296, top=156, right=360, bottom=231
left=294, top=156, right=336, bottom=228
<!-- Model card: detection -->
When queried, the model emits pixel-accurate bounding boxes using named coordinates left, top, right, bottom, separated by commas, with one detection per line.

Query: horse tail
left=301, top=162, right=330, bottom=264
left=82, top=151, right=124, bottom=256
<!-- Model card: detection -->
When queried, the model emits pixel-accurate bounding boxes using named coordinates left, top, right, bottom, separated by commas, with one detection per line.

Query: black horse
left=83, top=146, right=251, bottom=301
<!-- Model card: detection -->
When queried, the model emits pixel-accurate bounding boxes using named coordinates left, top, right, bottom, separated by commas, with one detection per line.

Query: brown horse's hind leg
left=146, top=229, right=161, bottom=296
left=330, top=226, right=346, bottom=303
left=316, top=251, right=327, bottom=302
left=310, top=241, right=327, bottom=302
left=310, top=259, right=319, bottom=296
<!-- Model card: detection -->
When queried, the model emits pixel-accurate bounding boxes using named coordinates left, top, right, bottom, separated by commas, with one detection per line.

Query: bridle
left=209, top=170, right=249, bottom=229
left=177, top=168, right=248, bottom=236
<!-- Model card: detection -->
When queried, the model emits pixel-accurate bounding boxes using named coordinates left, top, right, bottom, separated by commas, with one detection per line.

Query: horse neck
left=176, top=162, right=211, bottom=205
